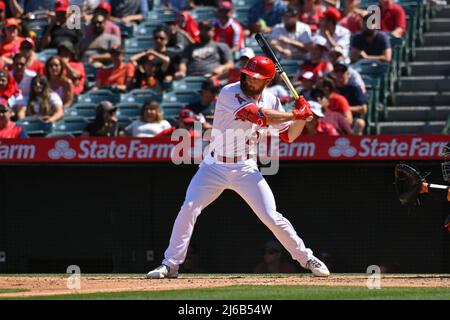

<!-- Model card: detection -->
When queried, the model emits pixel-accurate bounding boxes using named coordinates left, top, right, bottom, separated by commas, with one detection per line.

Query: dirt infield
left=0, top=274, right=449, bottom=298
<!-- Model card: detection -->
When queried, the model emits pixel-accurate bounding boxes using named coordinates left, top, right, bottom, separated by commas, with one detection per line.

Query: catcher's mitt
left=394, top=163, right=427, bottom=206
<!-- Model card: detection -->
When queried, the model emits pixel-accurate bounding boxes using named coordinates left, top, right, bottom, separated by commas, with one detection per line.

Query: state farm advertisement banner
left=0, top=135, right=447, bottom=163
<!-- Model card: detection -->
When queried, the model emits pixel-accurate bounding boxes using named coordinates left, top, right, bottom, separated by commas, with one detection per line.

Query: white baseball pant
left=162, top=160, right=314, bottom=269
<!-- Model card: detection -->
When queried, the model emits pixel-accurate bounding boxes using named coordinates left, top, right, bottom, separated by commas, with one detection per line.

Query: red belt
left=211, top=151, right=252, bottom=163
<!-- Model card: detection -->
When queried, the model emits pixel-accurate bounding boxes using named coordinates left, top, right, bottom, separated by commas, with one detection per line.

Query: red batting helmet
left=241, top=56, right=276, bottom=80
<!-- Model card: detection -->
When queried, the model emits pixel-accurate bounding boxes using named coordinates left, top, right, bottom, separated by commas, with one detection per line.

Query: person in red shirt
left=379, top=0, right=407, bottom=38
left=296, top=35, right=332, bottom=81
left=302, top=100, right=339, bottom=136
left=156, top=108, right=202, bottom=138
left=19, top=38, right=45, bottom=75
left=297, top=0, right=326, bottom=33
left=93, top=46, right=135, bottom=92
left=0, top=100, right=28, bottom=138
left=340, top=0, right=366, bottom=33
left=177, top=10, right=200, bottom=43
left=317, top=77, right=353, bottom=125
left=57, top=41, right=86, bottom=95
left=213, top=1, right=244, bottom=52
left=0, top=18, right=25, bottom=65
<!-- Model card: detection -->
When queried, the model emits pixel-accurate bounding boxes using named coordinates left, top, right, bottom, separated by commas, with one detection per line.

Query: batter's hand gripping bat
left=254, top=32, right=313, bottom=121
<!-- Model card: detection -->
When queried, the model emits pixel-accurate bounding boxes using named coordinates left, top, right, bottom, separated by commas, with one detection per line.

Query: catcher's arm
left=420, top=182, right=450, bottom=202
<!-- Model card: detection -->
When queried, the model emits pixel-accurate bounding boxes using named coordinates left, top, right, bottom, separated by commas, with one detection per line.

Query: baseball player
left=147, top=56, right=330, bottom=278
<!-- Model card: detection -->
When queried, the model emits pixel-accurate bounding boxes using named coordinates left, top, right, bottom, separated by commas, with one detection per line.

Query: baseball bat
left=254, top=32, right=313, bottom=121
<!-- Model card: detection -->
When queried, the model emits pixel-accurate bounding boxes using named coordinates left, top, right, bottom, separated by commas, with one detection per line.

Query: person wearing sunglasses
left=16, top=75, right=64, bottom=123
left=82, top=100, right=126, bottom=137
left=19, top=38, right=45, bottom=75
left=0, top=100, right=28, bottom=138
left=0, top=18, right=25, bottom=66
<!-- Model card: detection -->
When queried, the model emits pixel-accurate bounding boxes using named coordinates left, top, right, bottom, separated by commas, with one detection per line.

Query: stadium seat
left=232, top=6, right=251, bottom=28
left=160, top=102, right=185, bottom=119
left=351, top=60, right=389, bottom=109
left=78, top=89, right=120, bottom=104
left=37, top=49, right=57, bottom=63
left=232, top=0, right=259, bottom=8
left=17, top=116, right=53, bottom=137
left=118, top=116, right=133, bottom=128
left=120, top=89, right=162, bottom=104
left=443, top=115, right=450, bottom=134
left=65, top=103, right=97, bottom=120
left=191, top=6, right=217, bottom=21
left=125, top=37, right=154, bottom=51
left=163, top=90, right=201, bottom=105
left=83, top=63, right=99, bottom=90
left=116, top=22, right=135, bottom=39
left=172, top=76, right=207, bottom=92
left=146, top=8, right=179, bottom=23
left=135, top=21, right=165, bottom=37
left=116, top=103, right=142, bottom=118
left=46, top=132, right=75, bottom=138
left=53, top=116, right=90, bottom=136
left=280, top=60, right=301, bottom=79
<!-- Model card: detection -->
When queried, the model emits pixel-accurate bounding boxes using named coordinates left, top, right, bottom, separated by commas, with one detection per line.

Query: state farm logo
left=48, top=140, right=76, bottom=159
left=328, top=138, right=357, bottom=158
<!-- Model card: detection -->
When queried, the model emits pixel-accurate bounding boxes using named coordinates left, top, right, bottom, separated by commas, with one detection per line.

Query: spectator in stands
left=40, top=0, right=82, bottom=50
left=0, top=69, right=22, bottom=108
left=156, top=108, right=202, bottom=137
left=80, top=11, right=121, bottom=64
left=248, top=0, right=288, bottom=35
left=130, top=54, right=165, bottom=93
left=19, top=38, right=45, bottom=75
left=310, top=87, right=354, bottom=135
left=340, top=0, right=366, bottom=33
left=57, top=40, right=86, bottom=95
left=332, top=61, right=368, bottom=135
left=87, top=2, right=121, bottom=43
left=0, top=99, right=27, bottom=138
left=93, top=46, right=135, bottom=92
left=227, top=47, right=254, bottom=84
left=317, top=7, right=351, bottom=59
left=296, top=0, right=325, bottom=34
left=296, top=35, right=332, bottom=81
left=213, top=1, right=244, bottom=53
left=82, top=101, right=126, bottom=137
left=0, top=18, right=25, bottom=65
left=379, top=0, right=407, bottom=38
left=269, top=5, right=311, bottom=61
left=302, top=100, right=339, bottom=136
left=267, top=74, right=291, bottom=105
left=16, top=75, right=64, bottom=123
left=126, top=101, right=171, bottom=137
left=0, top=1, right=6, bottom=25
left=185, top=79, right=219, bottom=129
left=150, top=26, right=182, bottom=82
left=166, top=20, right=194, bottom=50
left=8, top=0, right=57, bottom=18
left=45, top=55, right=73, bottom=109
left=108, top=0, right=149, bottom=24
left=179, top=20, right=233, bottom=81
left=254, top=240, right=298, bottom=274
left=294, top=70, right=315, bottom=101
left=328, top=47, right=366, bottom=93
left=350, top=14, right=392, bottom=63
left=316, top=77, right=353, bottom=125
left=11, top=52, right=35, bottom=99
left=177, top=10, right=200, bottom=43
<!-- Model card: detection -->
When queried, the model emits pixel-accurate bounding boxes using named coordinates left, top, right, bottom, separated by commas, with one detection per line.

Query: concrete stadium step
left=435, top=5, right=450, bottom=18
left=423, top=32, right=450, bottom=46
left=415, top=47, right=450, bottom=61
left=429, top=18, right=450, bottom=32
left=385, top=106, right=450, bottom=121
left=394, top=91, right=450, bottom=105
left=377, top=121, right=446, bottom=134
left=409, top=61, right=450, bottom=76
left=400, top=76, right=450, bottom=91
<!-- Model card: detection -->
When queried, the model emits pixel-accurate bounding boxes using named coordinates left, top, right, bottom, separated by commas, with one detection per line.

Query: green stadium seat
left=172, top=76, right=207, bottom=92
left=78, top=89, right=120, bottom=104
left=17, top=116, right=53, bottom=137
left=146, top=8, right=179, bottom=23
left=116, top=22, right=135, bottom=39
left=232, top=6, right=250, bottom=28
left=163, top=90, right=201, bottom=105
left=46, top=132, right=75, bottom=138
left=53, top=116, right=90, bottom=136
left=120, top=89, right=162, bottom=104
left=160, top=102, right=185, bottom=119
left=37, top=49, right=57, bottom=63
left=280, top=60, right=300, bottom=78
left=65, top=103, right=97, bottom=120
left=125, top=37, right=154, bottom=51
left=191, top=6, right=217, bottom=21
left=116, top=103, right=142, bottom=118
left=118, top=116, right=133, bottom=128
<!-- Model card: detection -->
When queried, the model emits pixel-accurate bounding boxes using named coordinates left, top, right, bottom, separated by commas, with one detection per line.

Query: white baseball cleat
left=146, top=265, right=178, bottom=279
left=305, top=257, right=330, bottom=277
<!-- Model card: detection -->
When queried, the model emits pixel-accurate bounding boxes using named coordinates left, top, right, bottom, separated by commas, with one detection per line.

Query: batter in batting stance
left=147, top=56, right=330, bottom=278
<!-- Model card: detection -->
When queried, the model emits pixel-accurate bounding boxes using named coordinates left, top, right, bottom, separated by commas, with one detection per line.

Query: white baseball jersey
left=207, top=82, right=291, bottom=163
